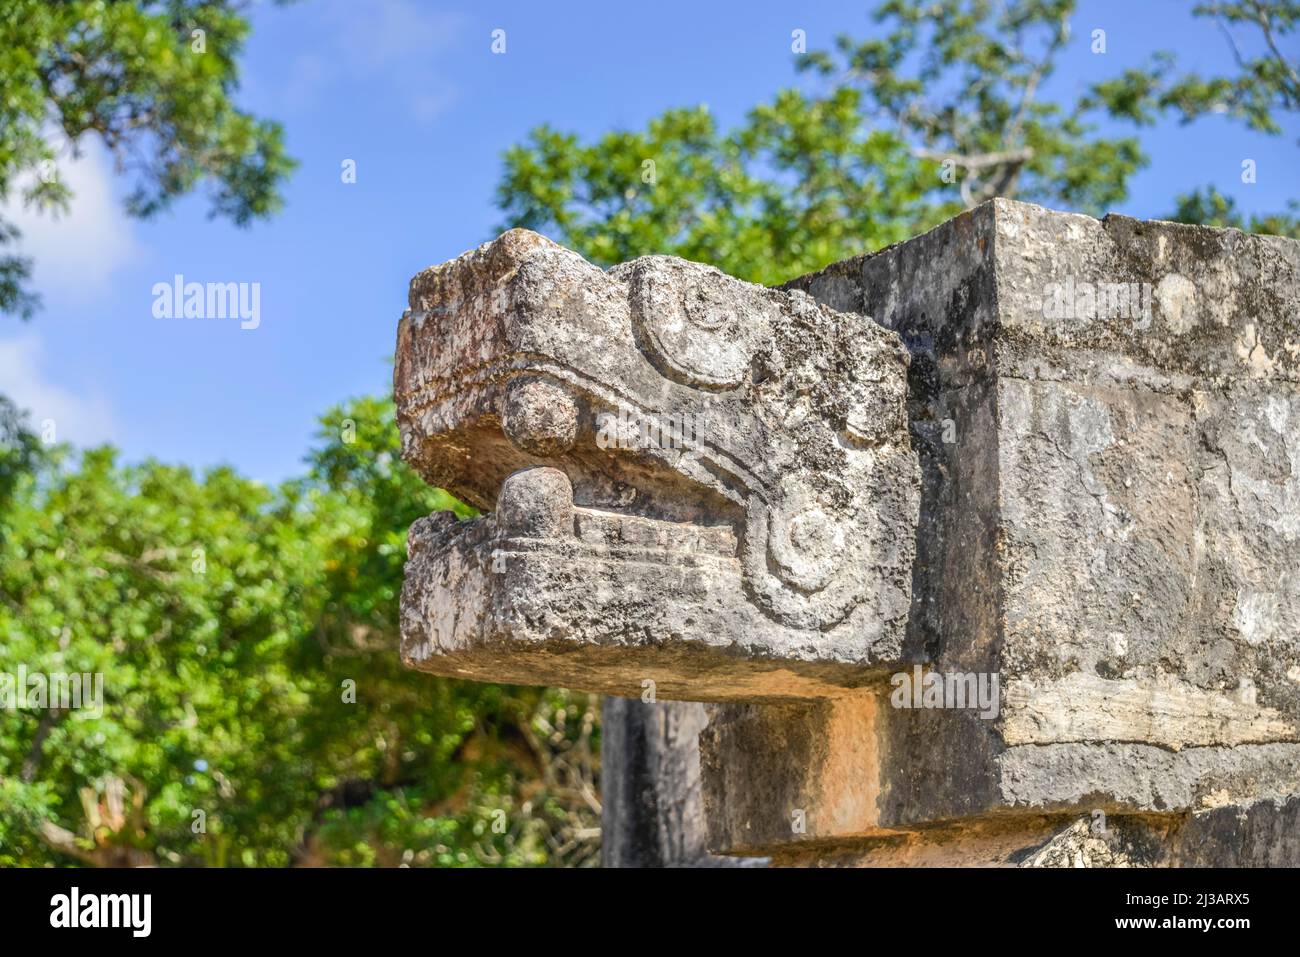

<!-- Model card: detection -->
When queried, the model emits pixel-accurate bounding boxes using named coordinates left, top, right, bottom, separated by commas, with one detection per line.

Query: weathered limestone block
left=698, top=198, right=1300, bottom=859
left=758, top=795, right=1300, bottom=867
left=395, top=229, right=919, bottom=700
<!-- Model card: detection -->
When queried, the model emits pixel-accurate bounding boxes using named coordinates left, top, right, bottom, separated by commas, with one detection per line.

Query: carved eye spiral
left=741, top=472, right=869, bottom=630
left=767, top=497, right=847, bottom=593
left=627, top=258, right=771, bottom=390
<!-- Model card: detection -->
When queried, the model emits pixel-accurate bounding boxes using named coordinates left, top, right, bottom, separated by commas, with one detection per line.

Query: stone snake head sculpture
left=394, top=229, right=919, bottom=701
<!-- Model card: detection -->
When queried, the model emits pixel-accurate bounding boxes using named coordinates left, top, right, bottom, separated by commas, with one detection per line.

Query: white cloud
left=328, top=0, right=462, bottom=70
left=412, top=88, right=461, bottom=123
left=0, top=332, right=116, bottom=446
left=277, top=0, right=463, bottom=122
left=4, top=140, right=141, bottom=304
left=282, top=52, right=331, bottom=110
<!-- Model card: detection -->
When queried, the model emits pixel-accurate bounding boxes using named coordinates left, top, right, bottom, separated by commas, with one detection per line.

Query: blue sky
left=2, top=0, right=1296, bottom=483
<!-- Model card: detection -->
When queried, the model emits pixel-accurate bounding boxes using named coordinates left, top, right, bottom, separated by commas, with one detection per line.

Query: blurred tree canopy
left=0, top=399, right=601, bottom=867
left=497, top=93, right=951, bottom=286
left=2, top=0, right=1298, bottom=867
left=0, top=0, right=297, bottom=320
left=1, top=0, right=600, bottom=869
left=500, top=0, right=1300, bottom=281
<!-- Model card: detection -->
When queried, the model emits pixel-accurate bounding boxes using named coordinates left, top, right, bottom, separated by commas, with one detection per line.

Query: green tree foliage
left=1083, top=0, right=1299, bottom=230
left=0, top=399, right=600, bottom=867
left=0, top=0, right=297, bottom=318
left=0, top=396, right=43, bottom=509
left=498, top=93, right=951, bottom=285
left=798, top=0, right=1144, bottom=213
left=496, top=96, right=956, bottom=287
left=1168, top=186, right=1300, bottom=237
left=498, top=0, right=1149, bottom=282
left=0, top=0, right=600, bottom=870
left=1089, top=1, right=1298, bottom=136
left=500, top=1, right=1298, bottom=273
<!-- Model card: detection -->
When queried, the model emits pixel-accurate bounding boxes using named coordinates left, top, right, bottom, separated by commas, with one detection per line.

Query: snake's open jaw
left=394, top=230, right=920, bottom=701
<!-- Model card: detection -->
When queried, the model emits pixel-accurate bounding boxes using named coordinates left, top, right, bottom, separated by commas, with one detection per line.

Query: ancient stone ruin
left=394, top=199, right=1300, bottom=867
